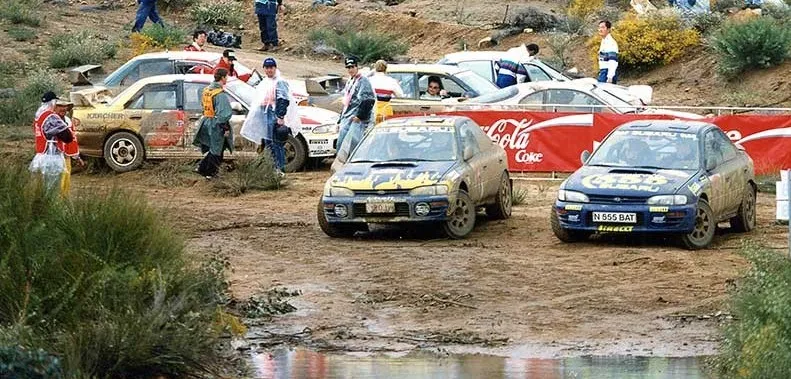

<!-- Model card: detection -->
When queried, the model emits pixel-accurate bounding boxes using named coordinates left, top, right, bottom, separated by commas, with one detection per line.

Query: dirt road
left=71, top=168, right=786, bottom=357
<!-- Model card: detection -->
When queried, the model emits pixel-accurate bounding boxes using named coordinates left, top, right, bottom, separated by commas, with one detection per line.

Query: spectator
left=214, top=49, right=239, bottom=78
left=597, top=20, right=619, bottom=84
left=526, top=43, right=540, bottom=57
left=420, top=76, right=447, bottom=100
left=192, top=69, right=233, bottom=178
left=33, top=93, right=83, bottom=195
left=368, top=60, right=404, bottom=123
left=336, top=55, right=375, bottom=155
left=495, top=47, right=529, bottom=88
left=131, top=0, right=164, bottom=33
left=255, top=0, right=284, bottom=52
left=185, top=30, right=207, bottom=52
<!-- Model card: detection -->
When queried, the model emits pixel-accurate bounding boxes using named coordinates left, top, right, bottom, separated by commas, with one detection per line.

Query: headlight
left=558, top=189, right=589, bottom=203
left=311, top=124, right=333, bottom=134
left=409, top=185, right=449, bottom=196
left=647, top=195, right=687, bottom=205
left=323, top=186, right=354, bottom=197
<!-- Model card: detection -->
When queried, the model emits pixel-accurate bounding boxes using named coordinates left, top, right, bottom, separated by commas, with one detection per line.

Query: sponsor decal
left=309, top=139, right=329, bottom=145
left=649, top=206, right=669, bottom=213
left=568, top=214, right=580, bottom=222
left=652, top=216, right=666, bottom=224
left=565, top=204, right=583, bottom=211
left=598, top=225, right=634, bottom=232
left=87, top=113, right=125, bottom=120
left=581, top=174, right=668, bottom=192
left=688, top=181, right=703, bottom=196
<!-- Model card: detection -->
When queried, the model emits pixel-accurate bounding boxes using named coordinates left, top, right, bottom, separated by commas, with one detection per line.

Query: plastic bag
left=331, top=121, right=366, bottom=172
left=29, top=140, right=65, bottom=182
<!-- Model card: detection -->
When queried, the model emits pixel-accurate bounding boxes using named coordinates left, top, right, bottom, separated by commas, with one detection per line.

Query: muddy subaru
left=318, top=116, right=512, bottom=239
left=552, top=120, right=756, bottom=249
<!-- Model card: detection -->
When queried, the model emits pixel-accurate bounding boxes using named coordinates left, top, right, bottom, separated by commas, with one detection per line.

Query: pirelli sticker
left=565, top=204, right=583, bottom=211
left=649, top=206, right=669, bottom=213
left=598, top=225, right=634, bottom=232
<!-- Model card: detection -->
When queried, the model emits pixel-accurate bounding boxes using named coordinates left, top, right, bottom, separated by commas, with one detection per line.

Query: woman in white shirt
left=367, top=60, right=405, bottom=124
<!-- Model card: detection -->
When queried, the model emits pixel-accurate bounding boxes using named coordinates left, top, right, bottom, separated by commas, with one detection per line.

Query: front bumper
left=322, top=194, right=450, bottom=223
left=307, top=131, right=338, bottom=158
left=554, top=201, right=697, bottom=234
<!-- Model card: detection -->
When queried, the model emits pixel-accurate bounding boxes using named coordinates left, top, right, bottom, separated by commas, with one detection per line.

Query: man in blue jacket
left=255, top=0, right=284, bottom=51
left=132, top=0, right=165, bottom=33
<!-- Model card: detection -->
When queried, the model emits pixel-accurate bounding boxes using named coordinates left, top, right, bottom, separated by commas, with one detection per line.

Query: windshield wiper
left=633, top=165, right=664, bottom=170
left=588, top=163, right=624, bottom=167
left=383, top=158, right=436, bottom=162
left=349, top=160, right=380, bottom=163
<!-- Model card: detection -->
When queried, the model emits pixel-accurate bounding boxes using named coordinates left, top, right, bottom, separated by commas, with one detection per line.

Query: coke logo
left=483, top=118, right=533, bottom=150
left=515, top=151, right=543, bottom=164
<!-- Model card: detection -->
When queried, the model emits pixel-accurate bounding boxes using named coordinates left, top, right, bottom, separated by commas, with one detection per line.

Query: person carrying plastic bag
left=31, top=92, right=82, bottom=196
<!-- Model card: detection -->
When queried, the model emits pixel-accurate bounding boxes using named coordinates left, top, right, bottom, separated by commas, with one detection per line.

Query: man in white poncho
left=241, top=57, right=301, bottom=174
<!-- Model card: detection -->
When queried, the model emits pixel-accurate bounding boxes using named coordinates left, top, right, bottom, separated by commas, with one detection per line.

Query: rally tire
left=680, top=199, right=716, bottom=250
left=317, top=199, right=364, bottom=238
left=731, top=185, right=757, bottom=233
left=486, top=172, right=513, bottom=220
left=443, top=190, right=476, bottom=239
left=284, top=135, right=307, bottom=173
left=550, top=208, right=591, bottom=242
left=103, top=131, right=144, bottom=173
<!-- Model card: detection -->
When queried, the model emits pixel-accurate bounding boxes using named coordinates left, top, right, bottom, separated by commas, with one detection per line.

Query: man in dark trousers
left=255, top=0, right=284, bottom=51
left=132, top=0, right=164, bottom=33
left=193, top=69, right=233, bottom=178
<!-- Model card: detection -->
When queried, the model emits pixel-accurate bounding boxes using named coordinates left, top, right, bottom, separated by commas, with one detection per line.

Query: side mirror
left=463, top=145, right=474, bottom=161
left=580, top=150, right=591, bottom=165
left=230, top=101, right=244, bottom=112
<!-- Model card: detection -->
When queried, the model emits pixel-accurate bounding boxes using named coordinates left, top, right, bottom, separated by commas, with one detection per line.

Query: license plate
left=593, top=212, right=636, bottom=223
left=366, top=202, right=395, bottom=213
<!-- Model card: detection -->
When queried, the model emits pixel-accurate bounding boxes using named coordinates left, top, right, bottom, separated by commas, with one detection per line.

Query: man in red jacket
left=184, top=30, right=207, bottom=52
left=213, top=49, right=239, bottom=78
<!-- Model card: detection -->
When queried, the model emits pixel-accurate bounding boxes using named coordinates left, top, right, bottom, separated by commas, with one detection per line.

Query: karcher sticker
left=565, top=204, right=583, bottom=211
left=581, top=174, right=668, bottom=192
left=598, top=225, right=634, bottom=232
left=649, top=206, right=669, bottom=212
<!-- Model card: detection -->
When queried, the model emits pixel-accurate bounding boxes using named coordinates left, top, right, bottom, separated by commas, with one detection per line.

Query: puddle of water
left=249, top=348, right=711, bottom=379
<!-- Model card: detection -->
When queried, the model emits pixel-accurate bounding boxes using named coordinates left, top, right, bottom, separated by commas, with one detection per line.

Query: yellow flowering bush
left=567, top=0, right=604, bottom=19
left=588, top=11, right=701, bottom=71
left=130, top=33, right=158, bottom=56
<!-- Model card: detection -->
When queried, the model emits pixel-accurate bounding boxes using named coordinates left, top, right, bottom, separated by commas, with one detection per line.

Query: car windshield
left=454, top=70, right=499, bottom=96
left=592, top=86, right=639, bottom=114
left=350, top=126, right=457, bottom=163
left=224, top=79, right=255, bottom=106
left=468, top=86, right=519, bottom=104
left=102, top=59, right=138, bottom=86
left=587, top=130, right=700, bottom=170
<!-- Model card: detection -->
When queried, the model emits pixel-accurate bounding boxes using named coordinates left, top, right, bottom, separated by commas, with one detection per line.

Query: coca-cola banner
left=413, top=110, right=791, bottom=175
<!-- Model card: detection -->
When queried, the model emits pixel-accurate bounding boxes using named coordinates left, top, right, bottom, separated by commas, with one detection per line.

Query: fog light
left=334, top=204, right=348, bottom=218
left=415, top=202, right=430, bottom=216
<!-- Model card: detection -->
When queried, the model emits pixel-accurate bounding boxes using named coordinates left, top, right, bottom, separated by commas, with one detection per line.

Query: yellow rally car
left=70, top=74, right=339, bottom=172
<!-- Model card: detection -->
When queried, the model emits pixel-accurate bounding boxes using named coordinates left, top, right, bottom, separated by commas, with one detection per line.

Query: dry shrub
left=567, top=0, right=604, bottom=19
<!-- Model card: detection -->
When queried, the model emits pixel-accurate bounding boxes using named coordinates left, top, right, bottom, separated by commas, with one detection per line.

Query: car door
left=458, top=122, right=484, bottom=202
left=182, top=81, right=254, bottom=154
left=524, top=63, right=552, bottom=82
left=124, top=82, right=182, bottom=154
left=712, top=129, right=745, bottom=215
left=702, top=129, right=728, bottom=218
left=469, top=120, right=504, bottom=197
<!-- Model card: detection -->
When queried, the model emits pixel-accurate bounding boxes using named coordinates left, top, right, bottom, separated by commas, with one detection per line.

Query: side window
left=518, top=91, right=545, bottom=107
left=459, top=123, right=481, bottom=156
left=417, top=74, right=465, bottom=98
left=137, top=60, right=173, bottom=81
left=126, top=83, right=178, bottom=110
left=704, top=130, right=724, bottom=169
left=183, top=82, right=208, bottom=112
left=546, top=89, right=604, bottom=113
left=458, top=61, right=495, bottom=83
left=524, top=64, right=551, bottom=82
left=715, top=130, right=738, bottom=161
left=469, top=121, right=494, bottom=150
left=387, top=73, right=416, bottom=99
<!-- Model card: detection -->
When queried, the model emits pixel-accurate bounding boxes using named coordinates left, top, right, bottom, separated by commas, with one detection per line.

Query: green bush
left=0, top=69, right=64, bottom=126
left=159, top=0, right=197, bottom=10
left=137, top=23, right=187, bottom=50
left=0, top=164, right=229, bottom=377
left=308, top=28, right=408, bottom=63
left=0, top=0, right=41, bottom=27
left=0, top=345, right=62, bottom=378
left=190, top=0, right=245, bottom=27
left=690, top=11, right=724, bottom=35
left=212, top=152, right=283, bottom=196
left=711, top=17, right=791, bottom=79
left=7, top=26, right=36, bottom=41
left=49, top=31, right=117, bottom=69
left=715, top=244, right=791, bottom=378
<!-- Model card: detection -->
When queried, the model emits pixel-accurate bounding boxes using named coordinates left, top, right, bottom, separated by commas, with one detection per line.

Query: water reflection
left=249, top=348, right=709, bottom=379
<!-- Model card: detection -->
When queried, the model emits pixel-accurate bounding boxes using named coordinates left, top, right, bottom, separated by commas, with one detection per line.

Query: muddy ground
left=70, top=167, right=787, bottom=358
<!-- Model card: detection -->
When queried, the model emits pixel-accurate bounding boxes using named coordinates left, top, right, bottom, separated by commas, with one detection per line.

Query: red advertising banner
left=423, top=110, right=791, bottom=175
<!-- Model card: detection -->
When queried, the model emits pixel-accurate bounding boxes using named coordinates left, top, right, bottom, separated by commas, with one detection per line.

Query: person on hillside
left=214, top=49, right=239, bottom=78
left=131, top=0, right=164, bottom=33
left=184, top=30, right=207, bottom=52
left=368, top=60, right=404, bottom=123
left=336, top=55, right=375, bottom=155
left=241, top=57, right=299, bottom=175
left=193, top=69, right=233, bottom=178
left=597, top=20, right=619, bottom=84
left=33, top=92, right=83, bottom=195
left=255, top=0, right=284, bottom=52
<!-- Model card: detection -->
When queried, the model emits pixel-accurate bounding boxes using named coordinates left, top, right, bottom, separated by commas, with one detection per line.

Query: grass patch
left=308, top=28, right=408, bottom=63
left=755, top=173, right=779, bottom=194
left=0, top=163, right=233, bottom=377
left=512, top=185, right=529, bottom=206
left=0, top=124, right=33, bottom=141
left=132, top=23, right=187, bottom=53
left=0, top=69, right=64, bottom=126
left=714, top=243, right=791, bottom=378
left=49, top=31, right=117, bottom=69
left=211, top=152, right=283, bottom=196
left=0, top=0, right=41, bottom=27
left=7, top=25, right=36, bottom=42
left=144, top=159, right=200, bottom=187
left=190, top=0, right=244, bottom=27
left=711, top=17, right=791, bottom=79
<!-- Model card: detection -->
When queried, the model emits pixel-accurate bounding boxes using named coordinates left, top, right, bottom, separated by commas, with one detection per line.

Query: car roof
left=377, top=116, right=469, bottom=128
left=618, top=120, right=715, bottom=134
left=440, top=51, right=505, bottom=63
left=130, top=74, right=216, bottom=86
left=386, top=64, right=465, bottom=75
left=131, top=51, right=222, bottom=61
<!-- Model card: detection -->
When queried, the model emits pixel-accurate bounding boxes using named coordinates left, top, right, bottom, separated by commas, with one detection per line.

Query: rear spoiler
left=69, top=87, right=114, bottom=108
left=305, top=74, right=345, bottom=96
left=68, top=64, right=104, bottom=86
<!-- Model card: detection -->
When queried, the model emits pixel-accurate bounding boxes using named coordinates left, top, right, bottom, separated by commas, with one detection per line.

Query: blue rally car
left=552, top=120, right=756, bottom=249
left=318, top=116, right=512, bottom=239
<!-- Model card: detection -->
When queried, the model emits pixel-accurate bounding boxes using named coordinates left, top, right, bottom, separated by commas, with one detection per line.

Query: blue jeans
left=132, top=0, right=163, bottom=32
left=265, top=119, right=286, bottom=171
left=597, top=69, right=619, bottom=84
left=257, top=14, right=278, bottom=46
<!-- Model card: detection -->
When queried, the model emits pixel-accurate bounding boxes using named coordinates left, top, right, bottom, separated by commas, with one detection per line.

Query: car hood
left=566, top=165, right=697, bottom=197
left=329, top=161, right=456, bottom=191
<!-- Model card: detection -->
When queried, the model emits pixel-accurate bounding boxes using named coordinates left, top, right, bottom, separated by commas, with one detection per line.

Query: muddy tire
left=486, top=172, right=512, bottom=220
left=317, top=199, right=363, bottom=238
left=284, top=135, right=307, bottom=173
left=443, top=190, right=476, bottom=239
left=550, top=208, right=590, bottom=242
left=103, top=131, right=144, bottom=172
left=680, top=199, right=716, bottom=250
left=731, top=185, right=756, bottom=233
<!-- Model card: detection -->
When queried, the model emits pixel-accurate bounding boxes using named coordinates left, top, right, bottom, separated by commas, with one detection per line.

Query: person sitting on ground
left=420, top=76, right=447, bottom=100
left=184, top=30, right=207, bottom=52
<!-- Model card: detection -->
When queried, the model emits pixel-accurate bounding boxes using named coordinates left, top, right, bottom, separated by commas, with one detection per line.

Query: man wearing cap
left=33, top=92, right=83, bottom=195
left=193, top=69, right=233, bottom=178
left=337, top=55, right=375, bottom=156
left=255, top=0, right=284, bottom=52
left=241, top=57, right=293, bottom=174
left=214, top=49, right=239, bottom=78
